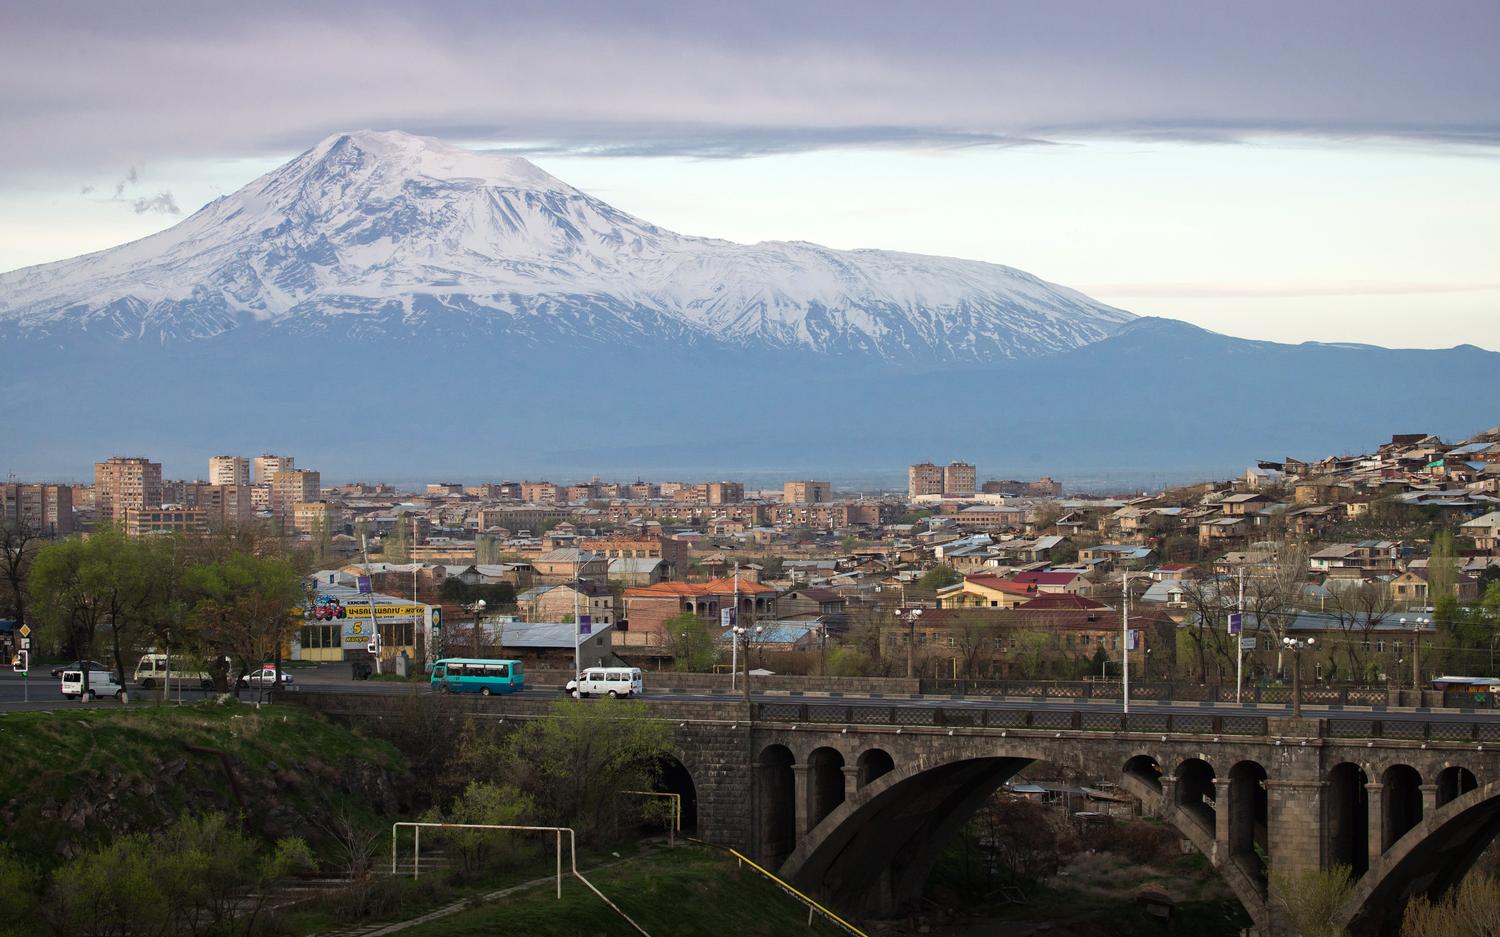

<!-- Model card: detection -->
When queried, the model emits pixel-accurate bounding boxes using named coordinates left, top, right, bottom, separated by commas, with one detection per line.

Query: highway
left=5, top=665, right=1496, bottom=726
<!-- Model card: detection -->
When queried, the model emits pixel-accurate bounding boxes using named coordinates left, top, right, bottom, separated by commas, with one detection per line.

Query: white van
left=133, top=653, right=213, bottom=689
left=61, top=669, right=123, bottom=701
left=568, top=667, right=644, bottom=699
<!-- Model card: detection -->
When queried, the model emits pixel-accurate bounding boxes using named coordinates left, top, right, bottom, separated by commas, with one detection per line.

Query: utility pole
left=1121, top=568, right=1130, bottom=715
left=573, top=549, right=582, bottom=679
left=1236, top=567, right=1245, bottom=705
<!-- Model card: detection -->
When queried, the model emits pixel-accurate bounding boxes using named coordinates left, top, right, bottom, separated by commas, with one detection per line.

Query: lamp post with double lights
left=1282, top=635, right=1316, bottom=718
left=733, top=624, right=763, bottom=707
left=900, top=608, right=923, bottom=678
left=466, top=599, right=486, bottom=657
left=1399, top=616, right=1429, bottom=690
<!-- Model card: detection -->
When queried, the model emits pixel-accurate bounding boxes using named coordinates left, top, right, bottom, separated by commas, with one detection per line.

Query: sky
left=2, top=0, right=1498, bottom=348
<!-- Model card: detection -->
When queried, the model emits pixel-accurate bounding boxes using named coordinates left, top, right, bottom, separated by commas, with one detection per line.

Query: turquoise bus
left=430, top=658, right=525, bottom=696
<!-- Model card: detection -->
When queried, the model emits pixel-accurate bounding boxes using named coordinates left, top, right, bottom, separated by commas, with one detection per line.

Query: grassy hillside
left=0, top=701, right=408, bottom=864
left=394, top=844, right=851, bottom=937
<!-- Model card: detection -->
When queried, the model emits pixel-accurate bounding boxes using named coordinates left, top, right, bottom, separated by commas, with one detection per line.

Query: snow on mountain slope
left=0, top=130, right=1134, bottom=359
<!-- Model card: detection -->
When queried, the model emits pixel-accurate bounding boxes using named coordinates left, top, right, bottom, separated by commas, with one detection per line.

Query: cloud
left=80, top=184, right=94, bottom=194
left=130, top=191, right=180, bottom=215
left=1085, top=281, right=1500, bottom=299
left=1, top=1, right=1497, bottom=171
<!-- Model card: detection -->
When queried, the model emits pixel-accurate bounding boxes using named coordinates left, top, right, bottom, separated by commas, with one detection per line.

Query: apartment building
left=293, top=500, right=344, bottom=536
left=270, top=469, right=321, bottom=517
left=582, top=534, right=690, bottom=580
left=253, top=454, right=295, bottom=485
left=208, top=455, right=251, bottom=487
left=783, top=480, right=833, bottom=504
left=944, top=462, right=977, bottom=497
left=706, top=481, right=745, bottom=504
left=0, top=483, right=74, bottom=535
left=908, top=462, right=944, bottom=498
left=125, top=507, right=210, bottom=537
left=95, top=456, right=162, bottom=523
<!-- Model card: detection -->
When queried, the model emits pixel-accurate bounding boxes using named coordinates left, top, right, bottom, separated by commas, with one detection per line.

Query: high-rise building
left=270, top=469, right=321, bottom=517
left=253, top=454, right=295, bottom=485
left=944, top=461, right=977, bottom=497
left=908, top=462, right=944, bottom=499
left=95, top=456, right=162, bottom=523
left=0, top=484, right=74, bottom=535
left=783, top=480, right=833, bottom=504
left=706, top=481, right=744, bottom=504
left=208, top=455, right=251, bottom=486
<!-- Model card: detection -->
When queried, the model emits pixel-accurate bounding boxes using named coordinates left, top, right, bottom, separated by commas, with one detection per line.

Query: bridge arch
left=780, top=753, right=1036, bottom=916
left=857, top=748, right=894, bottom=789
left=1174, top=757, right=1217, bottom=836
left=1327, top=762, right=1370, bottom=875
left=808, top=746, right=847, bottom=830
left=1380, top=764, right=1423, bottom=851
left=758, top=744, right=797, bottom=869
left=1122, top=754, right=1163, bottom=797
left=1436, top=765, right=1477, bottom=807
left=655, top=753, right=699, bottom=834
left=1227, top=760, right=1268, bottom=891
left=1339, top=779, right=1500, bottom=937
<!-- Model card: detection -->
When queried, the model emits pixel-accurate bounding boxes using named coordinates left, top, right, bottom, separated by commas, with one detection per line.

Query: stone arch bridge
left=300, top=691, right=1500, bottom=936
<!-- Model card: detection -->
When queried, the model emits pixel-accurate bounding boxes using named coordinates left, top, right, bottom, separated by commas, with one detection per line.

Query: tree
left=29, top=527, right=152, bottom=697
left=1180, top=574, right=1235, bottom=684
left=189, top=553, right=304, bottom=693
left=1429, top=531, right=1459, bottom=617
left=1013, top=631, right=1050, bottom=678
left=664, top=611, right=718, bottom=672
left=1244, top=541, right=1311, bottom=678
left=949, top=609, right=997, bottom=678
left=1271, top=865, right=1354, bottom=937
left=1401, top=870, right=1500, bottom=936
left=384, top=516, right=410, bottom=563
left=425, top=782, right=535, bottom=877
left=1326, top=580, right=1396, bottom=684
left=497, top=699, right=672, bottom=843
left=916, top=564, right=961, bottom=593
left=0, top=519, right=43, bottom=634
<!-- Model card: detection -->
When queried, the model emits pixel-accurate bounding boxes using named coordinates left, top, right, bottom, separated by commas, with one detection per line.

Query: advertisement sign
left=1228, top=613, right=1243, bottom=635
left=720, top=609, right=736, bottom=628
left=356, top=576, right=373, bottom=594
left=578, top=614, right=592, bottom=636
left=339, top=604, right=424, bottom=621
left=1125, top=629, right=1141, bottom=651
left=342, top=619, right=375, bottom=648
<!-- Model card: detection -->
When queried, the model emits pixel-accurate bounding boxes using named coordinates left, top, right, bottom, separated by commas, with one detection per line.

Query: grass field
left=390, top=844, right=852, bottom=937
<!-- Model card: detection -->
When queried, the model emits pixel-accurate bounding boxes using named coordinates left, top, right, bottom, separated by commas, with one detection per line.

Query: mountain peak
left=294, top=129, right=570, bottom=192
left=0, top=130, right=1133, bottom=360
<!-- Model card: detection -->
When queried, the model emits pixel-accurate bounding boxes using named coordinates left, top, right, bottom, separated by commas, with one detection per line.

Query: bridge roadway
left=287, top=680, right=1500, bottom=936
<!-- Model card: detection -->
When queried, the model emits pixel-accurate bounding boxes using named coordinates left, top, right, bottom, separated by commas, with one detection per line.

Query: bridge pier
left=1365, top=781, right=1385, bottom=867
left=1420, top=782, right=1439, bottom=815
left=793, top=763, right=813, bottom=840
left=1214, top=778, right=1233, bottom=849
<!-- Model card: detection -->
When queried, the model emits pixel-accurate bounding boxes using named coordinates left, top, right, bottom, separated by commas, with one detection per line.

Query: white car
left=567, top=667, right=643, bottom=699
left=239, top=667, right=294, bottom=687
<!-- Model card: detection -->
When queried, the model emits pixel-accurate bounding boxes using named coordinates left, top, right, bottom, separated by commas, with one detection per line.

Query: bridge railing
left=917, top=678, right=1392, bottom=706
left=752, top=701, right=1500, bottom=742
left=753, top=702, right=1271, bottom=736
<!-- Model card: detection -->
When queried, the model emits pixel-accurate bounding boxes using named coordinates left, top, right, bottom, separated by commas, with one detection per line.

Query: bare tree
left=0, top=519, right=43, bottom=633
left=1179, top=573, right=1235, bottom=684
left=949, top=609, right=997, bottom=679
left=1326, top=579, right=1396, bottom=683
left=1244, top=541, right=1312, bottom=677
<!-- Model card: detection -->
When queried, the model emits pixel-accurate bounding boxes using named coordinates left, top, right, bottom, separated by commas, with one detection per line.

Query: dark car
left=50, top=659, right=110, bottom=679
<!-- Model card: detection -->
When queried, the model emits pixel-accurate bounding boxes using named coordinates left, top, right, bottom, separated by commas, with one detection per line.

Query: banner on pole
left=1228, top=612, right=1243, bottom=635
left=578, top=614, right=592, bottom=636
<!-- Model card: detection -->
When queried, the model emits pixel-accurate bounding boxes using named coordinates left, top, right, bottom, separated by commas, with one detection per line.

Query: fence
left=917, top=678, right=1393, bottom=706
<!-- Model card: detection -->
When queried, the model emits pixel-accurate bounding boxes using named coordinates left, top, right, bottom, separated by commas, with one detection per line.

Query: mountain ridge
left=0, top=129, right=1134, bottom=362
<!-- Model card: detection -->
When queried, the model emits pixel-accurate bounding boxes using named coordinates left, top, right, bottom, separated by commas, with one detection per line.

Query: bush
left=1094, top=818, right=1179, bottom=865
left=424, top=782, right=537, bottom=878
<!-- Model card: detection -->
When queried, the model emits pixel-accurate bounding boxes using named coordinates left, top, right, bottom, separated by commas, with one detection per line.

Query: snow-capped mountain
left=0, top=130, right=1133, bottom=360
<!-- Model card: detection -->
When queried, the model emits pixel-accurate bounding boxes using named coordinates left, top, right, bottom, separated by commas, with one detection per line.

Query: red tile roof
left=1012, top=571, right=1083, bottom=586
left=1017, top=593, right=1109, bottom=610
left=958, top=575, right=1038, bottom=596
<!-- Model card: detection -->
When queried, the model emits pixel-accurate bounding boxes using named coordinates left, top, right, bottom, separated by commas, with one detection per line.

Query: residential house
left=935, top=575, right=1039, bottom=609
left=518, top=580, right=618, bottom=625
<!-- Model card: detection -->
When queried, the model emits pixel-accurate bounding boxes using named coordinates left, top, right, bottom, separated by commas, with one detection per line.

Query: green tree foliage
left=189, top=553, right=304, bottom=690
left=665, top=611, right=718, bottom=672
left=1271, top=864, right=1354, bottom=937
left=29, top=525, right=152, bottom=691
left=495, top=700, right=672, bottom=844
left=0, top=847, right=37, bottom=937
left=384, top=516, right=410, bottom=563
left=424, top=782, right=536, bottom=877
left=916, top=564, right=961, bottom=593
left=46, top=813, right=312, bottom=937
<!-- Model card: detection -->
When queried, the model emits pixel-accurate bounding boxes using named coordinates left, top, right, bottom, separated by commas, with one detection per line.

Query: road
left=3, top=667, right=1496, bottom=725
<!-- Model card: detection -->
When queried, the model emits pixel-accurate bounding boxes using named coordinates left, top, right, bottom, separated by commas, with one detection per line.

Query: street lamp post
left=1283, top=636, right=1316, bottom=718
left=901, top=608, right=923, bottom=679
left=467, top=599, right=486, bottom=657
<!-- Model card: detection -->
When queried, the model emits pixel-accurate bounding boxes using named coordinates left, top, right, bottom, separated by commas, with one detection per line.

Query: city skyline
left=3, top=1, right=1498, bottom=349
